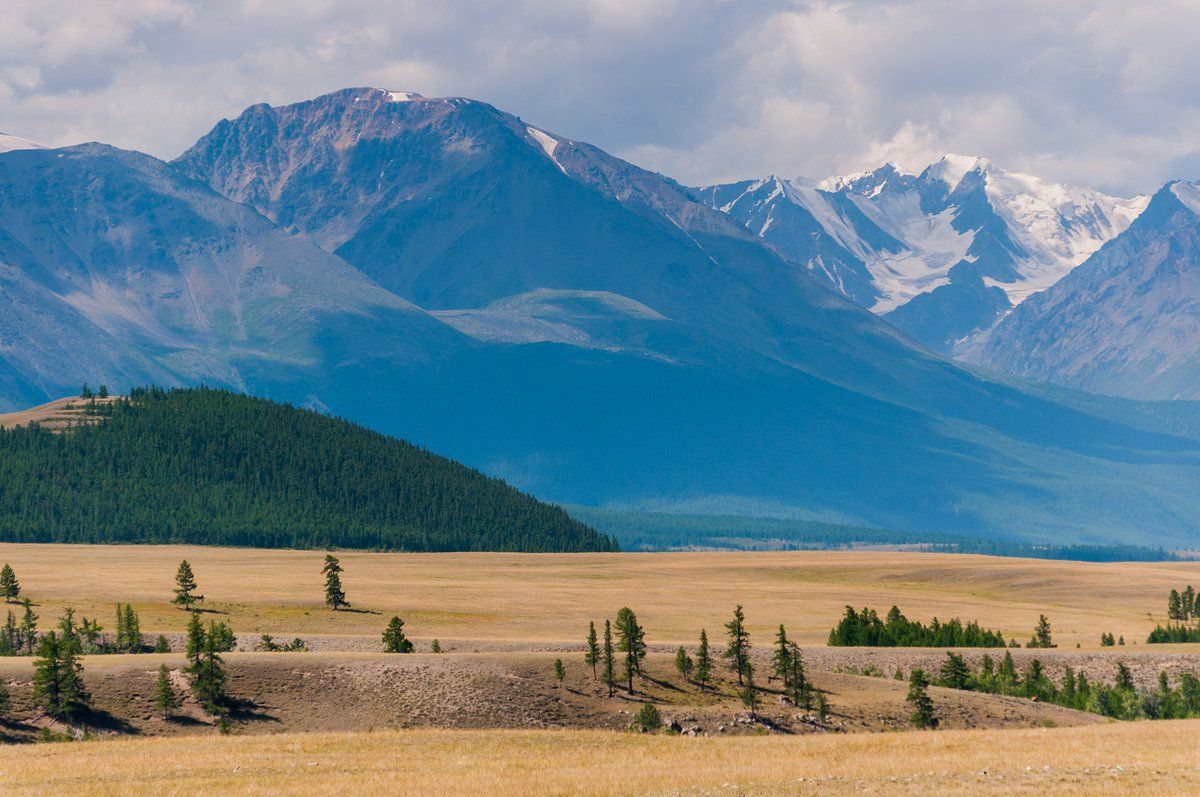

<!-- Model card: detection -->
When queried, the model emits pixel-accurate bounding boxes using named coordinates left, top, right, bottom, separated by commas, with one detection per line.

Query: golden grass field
left=4, top=721, right=1200, bottom=796
left=6, top=543, right=1200, bottom=795
left=0, top=543, right=1194, bottom=647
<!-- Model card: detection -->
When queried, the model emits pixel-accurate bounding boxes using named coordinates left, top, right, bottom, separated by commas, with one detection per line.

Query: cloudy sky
left=3, top=0, right=1199, bottom=194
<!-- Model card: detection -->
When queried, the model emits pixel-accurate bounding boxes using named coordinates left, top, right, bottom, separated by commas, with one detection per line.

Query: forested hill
left=0, top=388, right=616, bottom=552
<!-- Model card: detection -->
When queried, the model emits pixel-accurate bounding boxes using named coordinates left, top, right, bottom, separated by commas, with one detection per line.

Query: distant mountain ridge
left=697, top=157, right=1146, bottom=352
left=0, top=88, right=1198, bottom=545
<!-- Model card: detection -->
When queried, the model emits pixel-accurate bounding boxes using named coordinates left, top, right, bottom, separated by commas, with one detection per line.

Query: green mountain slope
left=0, top=388, right=614, bottom=552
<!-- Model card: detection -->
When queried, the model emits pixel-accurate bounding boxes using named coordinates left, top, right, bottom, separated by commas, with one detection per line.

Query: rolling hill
left=0, top=387, right=614, bottom=552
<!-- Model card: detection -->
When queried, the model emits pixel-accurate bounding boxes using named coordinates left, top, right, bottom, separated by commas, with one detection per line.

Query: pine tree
left=740, top=663, right=758, bottom=717
left=674, top=646, right=694, bottom=682
left=694, top=629, right=711, bottom=689
left=0, top=564, right=18, bottom=603
left=431, top=639, right=441, bottom=653
left=1169, top=589, right=1182, bottom=621
left=0, top=677, right=9, bottom=717
left=382, top=616, right=414, bottom=653
left=615, top=607, right=646, bottom=692
left=772, top=624, right=792, bottom=684
left=19, top=598, right=37, bottom=654
left=554, top=658, right=565, bottom=685
left=787, top=642, right=810, bottom=708
left=98, top=384, right=110, bottom=399
left=1029, top=615, right=1054, bottom=648
left=906, top=668, right=937, bottom=729
left=185, top=611, right=205, bottom=661
left=584, top=621, right=600, bottom=680
left=723, top=605, right=751, bottom=686
left=602, top=619, right=615, bottom=697
left=186, top=628, right=229, bottom=714
left=32, top=631, right=89, bottom=721
left=115, top=603, right=127, bottom=652
left=322, top=555, right=349, bottom=610
left=172, top=560, right=203, bottom=611
left=938, top=651, right=970, bottom=690
left=1187, top=585, right=1197, bottom=619
left=154, top=635, right=170, bottom=653
left=153, top=663, right=180, bottom=718
left=123, top=604, right=141, bottom=653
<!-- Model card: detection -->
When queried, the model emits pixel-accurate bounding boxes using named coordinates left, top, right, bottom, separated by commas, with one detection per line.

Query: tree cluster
left=827, top=605, right=1007, bottom=648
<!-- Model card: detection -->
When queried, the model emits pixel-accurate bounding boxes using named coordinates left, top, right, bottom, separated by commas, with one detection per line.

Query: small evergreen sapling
left=154, top=663, right=180, bottom=718
left=154, top=635, right=170, bottom=653
left=382, top=616, right=414, bottom=653
left=554, top=658, right=565, bottom=685
left=431, top=639, right=441, bottom=653
left=674, top=646, right=694, bottom=682
left=635, top=702, right=661, bottom=731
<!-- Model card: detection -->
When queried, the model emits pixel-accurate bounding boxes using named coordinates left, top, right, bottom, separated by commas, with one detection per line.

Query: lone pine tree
left=724, top=605, right=751, bottom=686
left=382, top=616, right=414, bottom=653
left=1029, top=614, right=1055, bottom=648
left=0, top=564, right=18, bottom=603
left=584, top=621, right=600, bottom=680
left=694, top=629, right=712, bottom=689
left=554, top=658, right=565, bottom=685
left=322, top=555, right=349, bottom=610
left=172, top=560, right=203, bottom=610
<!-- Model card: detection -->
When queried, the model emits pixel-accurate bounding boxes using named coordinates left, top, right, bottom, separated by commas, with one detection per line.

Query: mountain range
left=697, top=157, right=1147, bottom=353
left=1, top=90, right=1199, bottom=546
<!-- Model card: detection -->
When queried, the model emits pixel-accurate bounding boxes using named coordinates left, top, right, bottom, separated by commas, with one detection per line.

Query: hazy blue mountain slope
left=0, top=143, right=465, bottom=407
left=965, top=182, right=1200, bottom=400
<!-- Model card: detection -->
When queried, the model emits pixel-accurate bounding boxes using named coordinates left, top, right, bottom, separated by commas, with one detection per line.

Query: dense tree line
left=927, top=650, right=1200, bottom=721
left=0, top=387, right=615, bottom=553
left=828, top=606, right=1008, bottom=647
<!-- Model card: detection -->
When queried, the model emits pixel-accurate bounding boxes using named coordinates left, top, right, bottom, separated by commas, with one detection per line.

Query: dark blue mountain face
left=0, top=89, right=1197, bottom=544
left=966, top=182, right=1200, bottom=401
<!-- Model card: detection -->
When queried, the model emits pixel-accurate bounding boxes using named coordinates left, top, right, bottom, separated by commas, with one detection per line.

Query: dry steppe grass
left=4, top=720, right=1200, bottom=796
left=0, top=543, right=1194, bottom=647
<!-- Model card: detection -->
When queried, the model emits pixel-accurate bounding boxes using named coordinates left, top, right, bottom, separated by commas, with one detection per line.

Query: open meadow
left=0, top=543, right=1193, bottom=647
left=5, top=544, right=1200, bottom=793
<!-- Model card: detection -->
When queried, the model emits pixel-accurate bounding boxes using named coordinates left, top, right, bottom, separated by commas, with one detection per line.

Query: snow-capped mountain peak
left=924, top=154, right=993, bottom=190
left=700, top=154, right=1148, bottom=352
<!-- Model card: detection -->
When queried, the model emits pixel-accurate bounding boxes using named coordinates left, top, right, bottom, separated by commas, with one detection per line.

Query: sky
left=3, top=0, right=1200, bottom=195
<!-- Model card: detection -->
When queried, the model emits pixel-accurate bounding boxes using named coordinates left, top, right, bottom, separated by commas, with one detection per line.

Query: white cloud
left=1, top=0, right=1199, bottom=195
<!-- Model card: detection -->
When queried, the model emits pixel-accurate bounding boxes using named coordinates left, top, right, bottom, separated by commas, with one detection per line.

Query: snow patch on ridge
left=526, top=127, right=566, bottom=174
left=385, top=91, right=421, bottom=102
left=0, top=133, right=47, bottom=154
left=1170, top=181, right=1200, bottom=215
